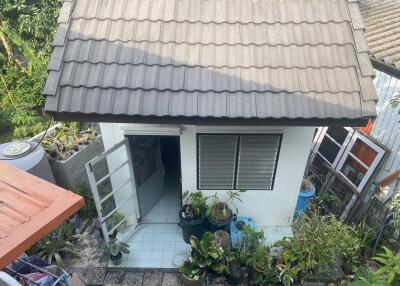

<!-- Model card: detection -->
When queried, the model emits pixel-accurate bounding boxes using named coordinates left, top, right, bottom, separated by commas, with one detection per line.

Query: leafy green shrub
left=189, top=232, right=228, bottom=274
left=235, top=224, right=265, bottom=265
left=350, top=246, right=400, bottom=285
left=292, top=211, right=363, bottom=271
left=0, top=0, right=61, bottom=139
left=35, top=223, right=80, bottom=267
left=247, top=245, right=279, bottom=286
left=72, top=183, right=97, bottom=219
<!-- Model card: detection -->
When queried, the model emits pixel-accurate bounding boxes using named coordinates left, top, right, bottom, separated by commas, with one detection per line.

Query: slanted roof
left=0, top=162, right=84, bottom=269
left=44, top=0, right=378, bottom=126
left=360, top=0, right=400, bottom=73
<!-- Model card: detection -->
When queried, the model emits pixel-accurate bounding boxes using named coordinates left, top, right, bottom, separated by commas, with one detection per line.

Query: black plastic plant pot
left=179, top=210, right=207, bottom=243
left=110, top=252, right=122, bottom=265
left=206, top=210, right=233, bottom=233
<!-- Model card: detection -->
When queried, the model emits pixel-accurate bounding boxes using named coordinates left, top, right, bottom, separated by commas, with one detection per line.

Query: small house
left=43, top=0, right=377, bottom=268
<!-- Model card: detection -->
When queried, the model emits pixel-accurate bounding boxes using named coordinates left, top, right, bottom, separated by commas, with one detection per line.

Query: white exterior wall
left=100, top=123, right=315, bottom=229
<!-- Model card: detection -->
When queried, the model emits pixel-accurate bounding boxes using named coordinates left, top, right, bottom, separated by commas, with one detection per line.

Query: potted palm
left=101, top=237, right=130, bottom=265
left=206, top=190, right=245, bottom=233
left=179, top=191, right=208, bottom=243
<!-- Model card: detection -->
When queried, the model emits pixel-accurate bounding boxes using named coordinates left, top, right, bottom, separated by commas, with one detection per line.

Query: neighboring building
left=360, top=0, right=400, bottom=197
left=306, top=0, right=400, bottom=220
left=43, top=0, right=377, bottom=268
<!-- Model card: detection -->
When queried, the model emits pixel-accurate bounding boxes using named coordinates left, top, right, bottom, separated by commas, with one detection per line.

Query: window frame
left=196, top=133, right=283, bottom=191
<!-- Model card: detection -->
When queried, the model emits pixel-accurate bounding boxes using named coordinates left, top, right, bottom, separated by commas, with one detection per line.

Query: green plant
left=0, top=0, right=61, bottom=139
left=108, top=212, right=128, bottom=232
left=273, top=238, right=302, bottom=284
left=247, top=245, right=279, bottom=285
left=72, top=183, right=97, bottom=219
left=35, top=223, right=80, bottom=267
left=182, top=191, right=207, bottom=219
left=206, top=190, right=245, bottom=221
left=350, top=247, right=400, bottom=285
left=349, top=267, right=384, bottom=286
left=372, top=246, right=400, bottom=284
left=314, top=193, right=343, bottom=214
left=179, top=260, right=205, bottom=280
left=189, top=232, right=228, bottom=274
left=41, top=123, right=97, bottom=160
left=235, top=225, right=265, bottom=265
left=292, top=211, right=363, bottom=271
left=101, top=237, right=130, bottom=263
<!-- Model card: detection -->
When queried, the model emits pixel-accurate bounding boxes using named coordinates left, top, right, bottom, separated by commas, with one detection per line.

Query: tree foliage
left=0, top=0, right=61, bottom=140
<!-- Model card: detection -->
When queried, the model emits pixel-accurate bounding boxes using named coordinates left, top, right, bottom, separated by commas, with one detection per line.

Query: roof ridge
left=68, top=17, right=352, bottom=25
left=60, top=62, right=358, bottom=70
left=56, top=85, right=362, bottom=96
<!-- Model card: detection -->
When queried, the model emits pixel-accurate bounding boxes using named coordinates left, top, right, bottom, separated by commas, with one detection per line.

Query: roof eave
left=49, top=111, right=374, bottom=127
left=371, top=58, right=400, bottom=80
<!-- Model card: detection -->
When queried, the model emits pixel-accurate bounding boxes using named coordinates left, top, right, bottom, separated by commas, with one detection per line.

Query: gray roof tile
left=44, top=0, right=378, bottom=123
left=360, top=0, right=400, bottom=69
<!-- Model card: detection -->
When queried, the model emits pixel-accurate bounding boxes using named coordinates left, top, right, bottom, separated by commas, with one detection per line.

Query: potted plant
left=101, top=237, right=130, bottom=265
left=228, top=225, right=264, bottom=285
left=294, top=176, right=316, bottom=218
left=189, top=232, right=228, bottom=275
left=179, top=191, right=208, bottom=243
left=247, top=245, right=279, bottom=286
left=206, top=190, right=245, bottom=233
left=179, top=260, right=206, bottom=286
left=227, top=253, right=248, bottom=285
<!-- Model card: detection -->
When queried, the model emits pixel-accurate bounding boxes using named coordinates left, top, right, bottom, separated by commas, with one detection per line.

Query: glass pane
left=350, top=139, right=377, bottom=167
left=97, top=177, right=113, bottom=200
left=326, top=127, right=349, bottom=145
left=91, top=156, right=110, bottom=182
left=318, top=137, right=340, bottom=164
left=105, top=211, right=129, bottom=234
left=340, top=157, right=367, bottom=187
left=101, top=195, right=116, bottom=217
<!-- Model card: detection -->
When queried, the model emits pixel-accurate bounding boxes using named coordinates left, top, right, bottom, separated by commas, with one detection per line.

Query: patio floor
left=110, top=223, right=191, bottom=269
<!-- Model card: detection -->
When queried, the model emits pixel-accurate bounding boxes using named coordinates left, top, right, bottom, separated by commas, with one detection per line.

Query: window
left=338, top=137, right=380, bottom=190
left=317, top=127, right=352, bottom=165
left=197, top=134, right=282, bottom=190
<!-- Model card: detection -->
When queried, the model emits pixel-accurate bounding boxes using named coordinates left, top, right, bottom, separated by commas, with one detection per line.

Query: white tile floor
left=141, top=188, right=181, bottom=223
left=111, top=223, right=191, bottom=269
left=109, top=174, right=190, bottom=269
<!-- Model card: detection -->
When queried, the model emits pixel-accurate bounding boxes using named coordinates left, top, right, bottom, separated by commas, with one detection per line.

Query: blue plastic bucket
left=294, top=184, right=315, bottom=218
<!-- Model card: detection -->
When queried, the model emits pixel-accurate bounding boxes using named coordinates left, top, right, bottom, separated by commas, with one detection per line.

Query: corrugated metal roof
left=0, top=162, right=84, bottom=269
left=360, top=0, right=400, bottom=70
left=43, top=0, right=378, bottom=125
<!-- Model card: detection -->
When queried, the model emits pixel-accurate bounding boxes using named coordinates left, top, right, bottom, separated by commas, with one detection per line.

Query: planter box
left=49, top=136, right=104, bottom=188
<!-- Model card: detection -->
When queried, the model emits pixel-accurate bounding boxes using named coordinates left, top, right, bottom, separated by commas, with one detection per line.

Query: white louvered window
left=198, top=134, right=282, bottom=190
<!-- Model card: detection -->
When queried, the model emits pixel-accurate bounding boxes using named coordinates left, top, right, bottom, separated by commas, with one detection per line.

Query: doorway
left=128, top=135, right=181, bottom=223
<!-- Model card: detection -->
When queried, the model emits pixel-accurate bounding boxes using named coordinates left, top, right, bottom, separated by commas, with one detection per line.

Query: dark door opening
left=128, top=135, right=181, bottom=222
